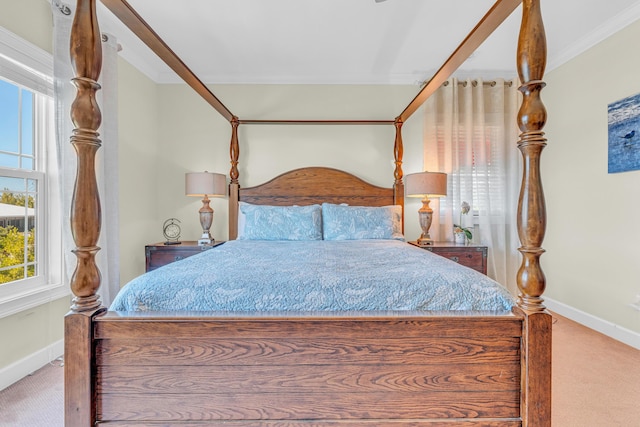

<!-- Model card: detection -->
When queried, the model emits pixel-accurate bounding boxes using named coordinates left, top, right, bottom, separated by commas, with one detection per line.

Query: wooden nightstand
left=408, top=241, right=488, bottom=275
left=145, top=241, right=225, bottom=272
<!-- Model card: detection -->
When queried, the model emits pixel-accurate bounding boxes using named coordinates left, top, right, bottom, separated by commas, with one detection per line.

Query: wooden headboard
left=228, top=167, right=403, bottom=240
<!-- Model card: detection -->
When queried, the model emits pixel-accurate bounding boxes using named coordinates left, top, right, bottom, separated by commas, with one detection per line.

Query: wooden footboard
left=90, top=311, right=529, bottom=426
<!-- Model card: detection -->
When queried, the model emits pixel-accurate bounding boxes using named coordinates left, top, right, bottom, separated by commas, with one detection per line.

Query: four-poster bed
left=65, top=0, right=551, bottom=425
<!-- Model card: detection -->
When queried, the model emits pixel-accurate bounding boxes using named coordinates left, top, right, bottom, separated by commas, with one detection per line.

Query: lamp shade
left=405, top=172, right=447, bottom=198
left=185, top=172, right=227, bottom=197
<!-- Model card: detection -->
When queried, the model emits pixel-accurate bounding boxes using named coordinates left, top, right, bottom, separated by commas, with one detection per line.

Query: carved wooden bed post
left=393, top=117, right=405, bottom=226
left=65, top=0, right=105, bottom=424
left=229, top=116, right=240, bottom=240
left=515, top=0, right=552, bottom=425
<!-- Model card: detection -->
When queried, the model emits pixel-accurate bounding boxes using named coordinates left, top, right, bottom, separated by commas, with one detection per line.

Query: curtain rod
left=53, top=1, right=71, bottom=15
left=441, top=79, right=515, bottom=87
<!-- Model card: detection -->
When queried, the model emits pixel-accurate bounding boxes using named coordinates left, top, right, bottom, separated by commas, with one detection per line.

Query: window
left=0, top=27, right=65, bottom=317
left=434, top=124, right=505, bottom=220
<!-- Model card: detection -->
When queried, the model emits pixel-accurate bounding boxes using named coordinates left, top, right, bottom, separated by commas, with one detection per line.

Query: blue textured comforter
left=110, top=240, right=514, bottom=312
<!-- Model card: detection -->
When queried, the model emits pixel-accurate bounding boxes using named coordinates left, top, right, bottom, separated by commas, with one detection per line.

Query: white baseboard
left=0, top=339, right=64, bottom=391
left=545, top=297, right=640, bottom=350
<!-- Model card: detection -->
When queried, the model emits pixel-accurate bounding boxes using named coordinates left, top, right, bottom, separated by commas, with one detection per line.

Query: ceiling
left=94, top=0, right=640, bottom=85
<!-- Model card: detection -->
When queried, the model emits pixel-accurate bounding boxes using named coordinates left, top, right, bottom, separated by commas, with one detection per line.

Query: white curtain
left=423, top=77, right=521, bottom=293
left=52, top=1, right=120, bottom=305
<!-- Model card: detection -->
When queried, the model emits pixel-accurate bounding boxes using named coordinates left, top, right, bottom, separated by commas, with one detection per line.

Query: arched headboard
left=229, top=166, right=403, bottom=240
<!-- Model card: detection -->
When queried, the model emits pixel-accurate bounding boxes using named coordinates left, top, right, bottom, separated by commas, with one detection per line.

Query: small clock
left=162, top=218, right=182, bottom=245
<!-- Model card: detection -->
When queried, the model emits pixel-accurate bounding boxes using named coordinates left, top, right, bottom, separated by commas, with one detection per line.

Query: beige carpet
left=0, top=357, right=63, bottom=427
left=0, top=313, right=638, bottom=426
left=551, top=313, right=640, bottom=426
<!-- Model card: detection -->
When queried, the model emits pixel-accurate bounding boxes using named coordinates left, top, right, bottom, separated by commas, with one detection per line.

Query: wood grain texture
left=240, top=167, right=395, bottom=206
left=515, top=0, right=548, bottom=314
left=144, top=241, right=222, bottom=271
left=97, top=391, right=520, bottom=421
left=229, top=117, right=239, bottom=184
left=97, top=363, right=519, bottom=393
left=410, top=242, right=488, bottom=275
left=393, top=118, right=405, bottom=229
left=394, top=118, right=404, bottom=185
left=65, top=308, right=105, bottom=426
left=96, top=336, right=520, bottom=366
left=517, top=309, right=552, bottom=426
left=228, top=182, right=240, bottom=240
left=96, top=421, right=522, bottom=427
left=69, top=0, right=103, bottom=312
left=93, top=314, right=523, bottom=424
left=94, top=315, right=523, bottom=339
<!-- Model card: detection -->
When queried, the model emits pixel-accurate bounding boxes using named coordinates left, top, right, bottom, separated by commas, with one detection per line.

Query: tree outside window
left=0, top=79, right=41, bottom=286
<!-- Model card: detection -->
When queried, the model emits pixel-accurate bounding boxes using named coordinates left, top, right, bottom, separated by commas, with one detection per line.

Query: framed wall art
left=608, top=93, right=640, bottom=173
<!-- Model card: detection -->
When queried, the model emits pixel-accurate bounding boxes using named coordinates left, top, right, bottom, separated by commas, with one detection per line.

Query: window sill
left=0, top=283, right=70, bottom=319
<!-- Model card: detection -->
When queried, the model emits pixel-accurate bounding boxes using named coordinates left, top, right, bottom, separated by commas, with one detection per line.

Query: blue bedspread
left=110, top=240, right=514, bottom=312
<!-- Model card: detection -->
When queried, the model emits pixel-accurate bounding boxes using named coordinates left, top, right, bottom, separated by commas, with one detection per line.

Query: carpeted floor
left=551, top=313, right=640, bottom=426
left=0, top=313, right=638, bottom=426
left=0, top=356, right=63, bottom=427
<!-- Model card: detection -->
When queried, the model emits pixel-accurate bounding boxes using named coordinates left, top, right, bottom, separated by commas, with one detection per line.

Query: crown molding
left=547, top=2, right=640, bottom=72
left=101, top=3, right=640, bottom=85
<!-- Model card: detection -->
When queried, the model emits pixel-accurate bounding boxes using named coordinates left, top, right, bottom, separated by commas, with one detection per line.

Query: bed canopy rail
left=237, top=120, right=395, bottom=125
left=65, top=0, right=550, bottom=425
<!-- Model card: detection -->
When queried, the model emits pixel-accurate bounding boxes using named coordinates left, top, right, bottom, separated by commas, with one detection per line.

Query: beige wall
left=1, top=0, right=51, bottom=52
left=0, top=298, right=68, bottom=368
left=143, top=84, right=425, bottom=251
left=117, top=58, right=161, bottom=284
left=0, top=0, right=68, bottom=373
left=544, top=20, right=640, bottom=334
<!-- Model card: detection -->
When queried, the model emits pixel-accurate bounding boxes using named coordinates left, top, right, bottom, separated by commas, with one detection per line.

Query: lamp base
left=197, top=199, right=214, bottom=246
left=416, top=236, right=434, bottom=246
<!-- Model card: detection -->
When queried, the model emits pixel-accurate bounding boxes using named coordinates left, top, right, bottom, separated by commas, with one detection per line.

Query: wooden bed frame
left=65, top=0, right=551, bottom=425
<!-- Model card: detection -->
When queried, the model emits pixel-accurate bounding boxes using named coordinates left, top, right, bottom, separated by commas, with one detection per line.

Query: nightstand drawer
left=145, top=241, right=224, bottom=272
left=409, top=242, right=488, bottom=275
left=429, top=247, right=485, bottom=270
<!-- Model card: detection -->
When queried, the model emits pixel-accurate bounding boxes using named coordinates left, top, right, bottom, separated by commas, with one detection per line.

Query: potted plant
left=453, top=201, right=473, bottom=244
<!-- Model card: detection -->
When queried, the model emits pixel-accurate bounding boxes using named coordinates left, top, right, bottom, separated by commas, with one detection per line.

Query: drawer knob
left=174, top=255, right=184, bottom=261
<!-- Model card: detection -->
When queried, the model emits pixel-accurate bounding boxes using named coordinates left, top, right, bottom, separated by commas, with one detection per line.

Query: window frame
left=0, top=27, right=67, bottom=318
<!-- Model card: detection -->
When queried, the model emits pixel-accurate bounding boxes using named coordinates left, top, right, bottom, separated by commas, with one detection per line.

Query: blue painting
left=608, top=93, right=640, bottom=173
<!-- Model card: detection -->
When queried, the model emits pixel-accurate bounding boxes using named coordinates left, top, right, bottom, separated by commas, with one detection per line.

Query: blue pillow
left=322, top=203, right=404, bottom=241
left=238, top=202, right=322, bottom=241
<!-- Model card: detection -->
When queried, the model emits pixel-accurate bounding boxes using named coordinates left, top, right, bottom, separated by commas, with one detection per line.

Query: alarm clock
left=162, top=218, right=182, bottom=245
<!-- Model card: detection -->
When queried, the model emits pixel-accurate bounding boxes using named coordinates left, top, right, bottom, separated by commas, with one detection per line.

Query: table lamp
left=185, top=171, right=226, bottom=245
left=405, top=171, right=447, bottom=246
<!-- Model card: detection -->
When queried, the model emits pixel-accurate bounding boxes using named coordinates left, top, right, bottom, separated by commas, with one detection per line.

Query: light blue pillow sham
left=238, top=202, right=322, bottom=241
left=322, top=203, right=404, bottom=241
